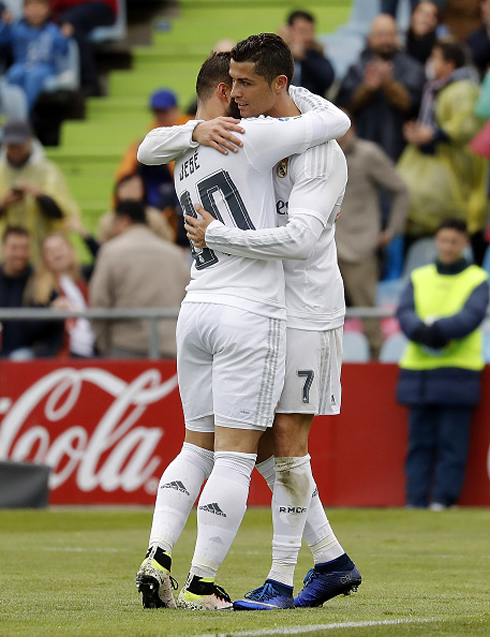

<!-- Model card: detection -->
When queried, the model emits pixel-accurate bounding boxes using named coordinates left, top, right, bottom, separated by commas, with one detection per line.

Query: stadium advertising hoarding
left=0, top=362, right=182, bottom=505
left=0, top=361, right=489, bottom=507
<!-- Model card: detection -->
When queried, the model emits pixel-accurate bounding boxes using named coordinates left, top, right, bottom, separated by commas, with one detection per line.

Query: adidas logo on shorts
left=160, top=480, right=190, bottom=495
left=198, top=503, right=226, bottom=517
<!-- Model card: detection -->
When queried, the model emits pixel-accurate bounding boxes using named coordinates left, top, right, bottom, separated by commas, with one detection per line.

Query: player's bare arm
left=192, top=117, right=245, bottom=155
left=184, top=205, right=215, bottom=247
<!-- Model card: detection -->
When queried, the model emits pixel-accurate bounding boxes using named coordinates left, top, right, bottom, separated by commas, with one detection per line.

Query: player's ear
left=273, top=74, right=288, bottom=94
left=217, top=82, right=230, bottom=102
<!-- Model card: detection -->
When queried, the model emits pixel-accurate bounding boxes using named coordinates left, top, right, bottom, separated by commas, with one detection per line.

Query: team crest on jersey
left=277, top=158, right=289, bottom=178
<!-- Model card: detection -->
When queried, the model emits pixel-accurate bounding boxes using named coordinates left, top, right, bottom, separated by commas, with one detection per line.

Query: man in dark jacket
left=467, top=0, right=490, bottom=79
left=282, top=10, right=335, bottom=97
left=396, top=218, right=489, bottom=509
left=0, top=225, right=63, bottom=357
left=337, top=13, right=425, bottom=162
left=49, top=0, right=117, bottom=95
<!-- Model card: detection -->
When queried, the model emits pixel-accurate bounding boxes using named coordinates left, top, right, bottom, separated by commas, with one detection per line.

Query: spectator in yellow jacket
left=397, top=42, right=488, bottom=253
left=0, top=119, right=80, bottom=263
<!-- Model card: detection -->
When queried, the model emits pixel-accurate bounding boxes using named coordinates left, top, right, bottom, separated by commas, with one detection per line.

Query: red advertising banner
left=0, top=360, right=489, bottom=506
left=0, top=361, right=185, bottom=505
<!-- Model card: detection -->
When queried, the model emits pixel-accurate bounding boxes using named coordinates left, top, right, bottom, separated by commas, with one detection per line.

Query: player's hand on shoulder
left=192, top=117, right=245, bottom=155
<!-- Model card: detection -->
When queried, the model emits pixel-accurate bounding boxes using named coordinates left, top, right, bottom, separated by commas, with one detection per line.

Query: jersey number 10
left=179, top=169, right=256, bottom=270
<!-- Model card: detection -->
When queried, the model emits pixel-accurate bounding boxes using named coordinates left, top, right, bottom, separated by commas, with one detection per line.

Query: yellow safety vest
left=400, top=264, right=488, bottom=371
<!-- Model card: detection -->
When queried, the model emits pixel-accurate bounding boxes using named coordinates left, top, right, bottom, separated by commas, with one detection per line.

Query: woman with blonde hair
left=29, top=232, right=96, bottom=357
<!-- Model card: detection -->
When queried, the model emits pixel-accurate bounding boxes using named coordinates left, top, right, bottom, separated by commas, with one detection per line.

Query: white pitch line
left=365, top=553, right=490, bottom=559
left=194, top=618, right=439, bottom=637
left=42, top=547, right=120, bottom=552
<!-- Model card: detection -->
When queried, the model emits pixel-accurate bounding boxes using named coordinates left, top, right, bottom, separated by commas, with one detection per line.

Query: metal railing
left=0, top=307, right=180, bottom=360
left=10, top=305, right=486, bottom=359
left=0, top=307, right=400, bottom=359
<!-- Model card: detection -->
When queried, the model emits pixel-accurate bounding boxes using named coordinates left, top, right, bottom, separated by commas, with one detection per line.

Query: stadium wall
left=0, top=360, right=488, bottom=507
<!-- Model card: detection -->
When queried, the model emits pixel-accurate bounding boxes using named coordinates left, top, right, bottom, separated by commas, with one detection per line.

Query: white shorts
left=277, top=326, right=343, bottom=415
left=177, top=302, right=286, bottom=433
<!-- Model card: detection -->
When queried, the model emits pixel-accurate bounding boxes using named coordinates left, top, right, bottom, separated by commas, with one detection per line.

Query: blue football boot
left=294, top=554, right=361, bottom=608
left=233, top=579, right=295, bottom=610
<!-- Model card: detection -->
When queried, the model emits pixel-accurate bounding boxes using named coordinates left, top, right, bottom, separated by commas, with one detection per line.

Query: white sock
left=257, top=457, right=344, bottom=568
left=149, top=443, right=214, bottom=554
left=191, top=450, right=256, bottom=578
left=268, top=455, right=314, bottom=587
left=255, top=456, right=275, bottom=491
left=304, top=483, right=344, bottom=565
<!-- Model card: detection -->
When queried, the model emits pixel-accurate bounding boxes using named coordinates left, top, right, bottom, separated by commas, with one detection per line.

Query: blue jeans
left=405, top=405, right=473, bottom=507
left=60, top=2, right=115, bottom=86
left=7, top=63, right=55, bottom=112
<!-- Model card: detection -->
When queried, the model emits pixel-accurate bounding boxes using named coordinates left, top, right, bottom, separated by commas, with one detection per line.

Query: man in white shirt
left=184, top=34, right=362, bottom=610
left=135, top=50, right=350, bottom=611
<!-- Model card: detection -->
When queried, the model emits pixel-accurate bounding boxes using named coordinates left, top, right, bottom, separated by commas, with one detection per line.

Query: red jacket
left=50, top=0, right=118, bottom=18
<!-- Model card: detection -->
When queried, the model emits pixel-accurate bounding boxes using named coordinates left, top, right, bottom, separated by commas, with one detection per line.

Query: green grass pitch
left=1, top=507, right=489, bottom=636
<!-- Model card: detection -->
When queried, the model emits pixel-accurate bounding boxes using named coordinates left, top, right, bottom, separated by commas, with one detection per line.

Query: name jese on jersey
left=178, top=148, right=237, bottom=269
left=178, top=149, right=200, bottom=182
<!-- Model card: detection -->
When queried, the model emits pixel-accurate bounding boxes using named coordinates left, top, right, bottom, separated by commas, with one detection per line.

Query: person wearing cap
left=0, top=118, right=80, bottom=263
left=116, top=88, right=186, bottom=183
left=114, top=88, right=188, bottom=244
left=148, top=88, right=181, bottom=126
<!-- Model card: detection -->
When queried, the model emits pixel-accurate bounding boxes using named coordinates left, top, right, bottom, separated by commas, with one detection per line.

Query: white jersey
left=137, top=105, right=350, bottom=320
left=201, top=87, right=348, bottom=330
left=205, top=141, right=348, bottom=330
left=274, top=142, right=347, bottom=329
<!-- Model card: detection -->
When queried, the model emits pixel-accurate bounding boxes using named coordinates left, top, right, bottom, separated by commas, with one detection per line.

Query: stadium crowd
left=0, top=0, right=490, bottom=361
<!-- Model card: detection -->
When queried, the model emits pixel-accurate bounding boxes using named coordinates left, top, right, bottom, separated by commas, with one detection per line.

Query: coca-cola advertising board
left=0, top=361, right=185, bottom=505
left=1, top=361, right=489, bottom=506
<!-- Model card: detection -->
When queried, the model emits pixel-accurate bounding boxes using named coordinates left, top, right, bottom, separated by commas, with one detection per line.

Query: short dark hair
left=436, top=217, right=468, bottom=235
left=231, top=33, right=295, bottom=87
left=434, top=41, right=466, bottom=69
left=2, top=225, right=29, bottom=243
left=287, top=10, right=315, bottom=25
left=195, top=52, right=232, bottom=102
left=115, top=200, right=147, bottom=225
left=114, top=171, right=147, bottom=205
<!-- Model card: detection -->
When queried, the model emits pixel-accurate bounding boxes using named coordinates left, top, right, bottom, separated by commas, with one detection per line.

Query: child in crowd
left=0, top=0, right=70, bottom=112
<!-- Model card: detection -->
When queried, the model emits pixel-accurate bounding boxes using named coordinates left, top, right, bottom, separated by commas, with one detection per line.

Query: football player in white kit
left=134, top=51, right=351, bottom=610
left=184, top=34, right=362, bottom=610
